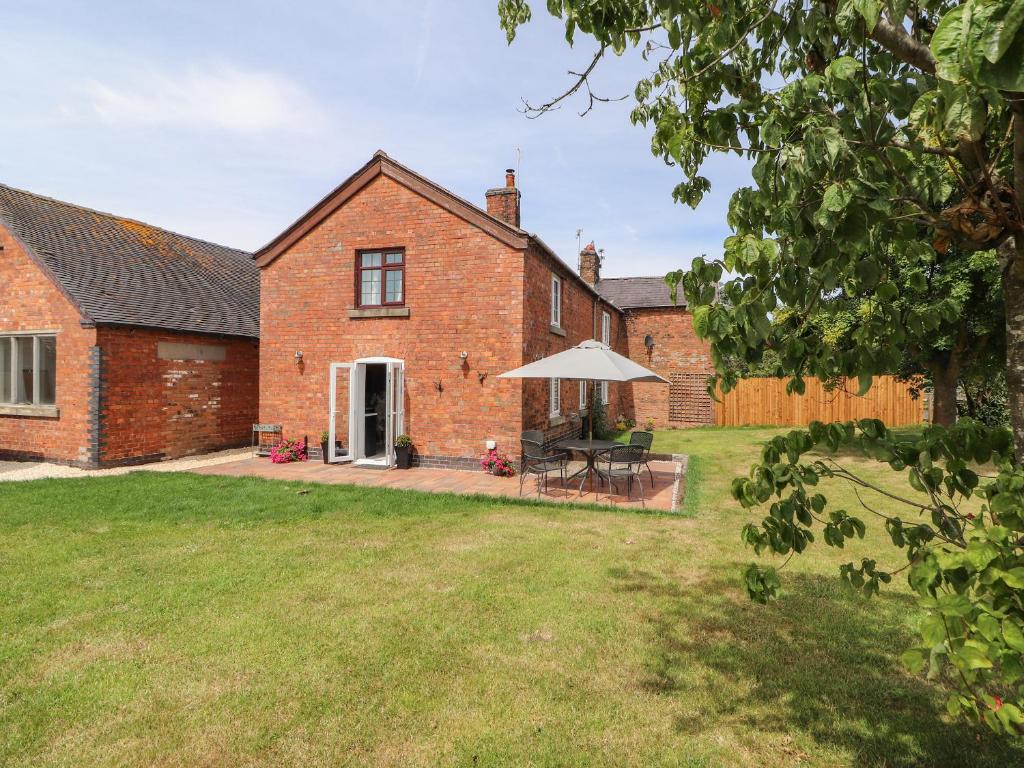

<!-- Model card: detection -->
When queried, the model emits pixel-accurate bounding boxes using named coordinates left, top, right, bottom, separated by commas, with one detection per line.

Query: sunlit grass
left=0, top=433, right=1019, bottom=767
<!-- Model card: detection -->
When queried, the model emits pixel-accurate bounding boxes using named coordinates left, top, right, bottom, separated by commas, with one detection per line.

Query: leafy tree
left=500, top=0, right=1024, bottom=734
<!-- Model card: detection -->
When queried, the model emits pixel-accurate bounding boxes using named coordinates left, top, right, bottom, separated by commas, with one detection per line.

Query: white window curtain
left=0, top=335, right=56, bottom=406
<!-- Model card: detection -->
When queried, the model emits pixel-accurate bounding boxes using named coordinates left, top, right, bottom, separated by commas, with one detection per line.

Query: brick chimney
left=485, top=168, right=521, bottom=228
left=579, top=241, right=601, bottom=285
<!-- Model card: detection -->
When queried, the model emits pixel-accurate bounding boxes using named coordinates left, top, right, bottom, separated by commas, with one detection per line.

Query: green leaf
left=826, top=56, right=861, bottom=82
left=823, top=183, right=852, bottom=212
left=941, top=83, right=986, bottom=141
left=955, top=641, right=994, bottom=670
left=853, top=0, right=881, bottom=31
left=931, top=5, right=966, bottom=82
left=980, top=0, right=1024, bottom=63
left=856, top=258, right=881, bottom=286
left=1003, top=619, right=1024, bottom=653
left=902, top=647, right=927, bottom=674
left=857, top=373, right=873, bottom=396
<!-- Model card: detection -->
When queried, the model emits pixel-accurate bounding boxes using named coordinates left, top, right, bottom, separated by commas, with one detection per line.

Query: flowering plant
left=480, top=448, right=515, bottom=477
left=270, top=438, right=307, bottom=464
left=614, top=415, right=636, bottom=432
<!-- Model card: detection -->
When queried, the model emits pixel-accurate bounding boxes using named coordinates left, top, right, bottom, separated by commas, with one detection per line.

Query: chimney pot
left=505, top=169, right=516, bottom=188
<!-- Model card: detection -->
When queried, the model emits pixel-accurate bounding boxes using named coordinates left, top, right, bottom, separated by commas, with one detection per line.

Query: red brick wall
left=97, top=327, right=259, bottom=464
left=521, top=245, right=626, bottom=443
left=0, top=223, right=96, bottom=464
left=623, top=307, right=713, bottom=429
left=259, top=174, right=525, bottom=463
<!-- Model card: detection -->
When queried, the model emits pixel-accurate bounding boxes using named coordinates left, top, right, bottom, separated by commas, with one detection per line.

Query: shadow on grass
left=609, top=567, right=1023, bottom=767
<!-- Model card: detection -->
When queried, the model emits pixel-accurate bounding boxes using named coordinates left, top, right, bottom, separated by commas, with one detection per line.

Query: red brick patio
left=190, top=456, right=683, bottom=511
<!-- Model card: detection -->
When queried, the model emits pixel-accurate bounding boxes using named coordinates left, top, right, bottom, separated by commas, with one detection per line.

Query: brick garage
left=256, top=152, right=709, bottom=468
left=0, top=184, right=259, bottom=467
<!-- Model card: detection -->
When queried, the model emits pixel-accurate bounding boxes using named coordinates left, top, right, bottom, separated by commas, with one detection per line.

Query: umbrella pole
left=588, top=380, right=594, bottom=439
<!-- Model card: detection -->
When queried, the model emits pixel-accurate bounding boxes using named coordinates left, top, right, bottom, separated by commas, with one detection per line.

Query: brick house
left=256, top=151, right=711, bottom=469
left=0, top=184, right=259, bottom=466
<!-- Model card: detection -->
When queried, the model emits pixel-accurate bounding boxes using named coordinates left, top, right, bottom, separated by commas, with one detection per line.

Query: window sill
left=548, top=414, right=565, bottom=426
left=0, top=404, right=59, bottom=418
left=348, top=307, right=410, bottom=319
left=549, top=324, right=566, bottom=337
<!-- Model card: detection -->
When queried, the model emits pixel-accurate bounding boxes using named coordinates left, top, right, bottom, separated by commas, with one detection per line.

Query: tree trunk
left=930, top=361, right=960, bottom=427
left=1004, top=109, right=1024, bottom=461
left=1003, top=236, right=1024, bottom=459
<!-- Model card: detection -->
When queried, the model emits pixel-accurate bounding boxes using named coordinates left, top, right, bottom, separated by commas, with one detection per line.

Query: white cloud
left=82, top=63, right=325, bottom=135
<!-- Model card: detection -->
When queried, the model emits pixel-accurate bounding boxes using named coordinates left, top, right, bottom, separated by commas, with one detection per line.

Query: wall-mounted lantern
left=294, top=350, right=304, bottom=364
left=644, top=334, right=655, bottom=353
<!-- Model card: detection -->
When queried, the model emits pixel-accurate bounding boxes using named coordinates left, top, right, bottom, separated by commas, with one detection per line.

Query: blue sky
left=0, top=1, right=750, bottom=278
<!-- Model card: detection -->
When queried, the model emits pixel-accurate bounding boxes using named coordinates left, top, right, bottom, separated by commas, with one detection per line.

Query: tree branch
left=869, top=16, right=937, bottom=74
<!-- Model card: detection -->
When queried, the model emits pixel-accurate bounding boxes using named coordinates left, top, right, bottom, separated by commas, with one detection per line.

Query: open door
left=328, top=363, right=355, bottom=462
left=385, top=361, right=405, bottom=464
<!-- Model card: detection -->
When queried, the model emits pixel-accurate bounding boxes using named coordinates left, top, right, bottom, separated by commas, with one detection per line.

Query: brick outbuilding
left=255, top=151, right=711, bottom=469
left=0, top=185, right=259, bottom=466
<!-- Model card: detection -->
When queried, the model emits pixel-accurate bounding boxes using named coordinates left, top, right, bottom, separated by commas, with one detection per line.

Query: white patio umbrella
left=498, top=340, right=669, bottom=439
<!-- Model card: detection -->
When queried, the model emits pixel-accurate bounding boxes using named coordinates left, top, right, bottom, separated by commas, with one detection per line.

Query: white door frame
left=351, top=357, right=404, bottom=467
left=328, top=362, right=356, bottom=463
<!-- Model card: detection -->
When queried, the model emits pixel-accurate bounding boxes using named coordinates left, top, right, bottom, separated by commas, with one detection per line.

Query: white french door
left=384, top=361, right=405, bottom=464
left=328, top=363, right=356, bottom=463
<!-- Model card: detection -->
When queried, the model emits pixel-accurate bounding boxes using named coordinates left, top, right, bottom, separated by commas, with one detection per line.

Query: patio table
left=555, top=438, right=622, bottom=495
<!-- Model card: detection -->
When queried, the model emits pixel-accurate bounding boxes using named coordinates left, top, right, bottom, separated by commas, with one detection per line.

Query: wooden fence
left=713, top=375, right=928, bottom=427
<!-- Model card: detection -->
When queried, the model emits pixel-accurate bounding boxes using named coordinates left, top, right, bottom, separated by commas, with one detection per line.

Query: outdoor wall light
left=294, top=350, right=304, bottom=363
left=460, top=351, right=469, bottom=361
left=644, top=334, right=655, bottom=352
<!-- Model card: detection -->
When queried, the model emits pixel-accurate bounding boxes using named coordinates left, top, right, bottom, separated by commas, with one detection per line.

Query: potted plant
left=480, top=448, right=515, bottom=477
left=270, top=438, right=307, bottom=464
left=395, top=434, right=413, bottom=469
left=319, top=430, right=330, bottom=464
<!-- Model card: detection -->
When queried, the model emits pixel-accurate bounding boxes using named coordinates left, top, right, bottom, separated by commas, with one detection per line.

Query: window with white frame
left=597, top=381, right=609, bottom=405
left=549, top=377, right=561, bottom=417
left=601, top=310, right=611, bottom=345
left=579, top=380, right=588, bottom=409
left=550, top=274, right=562, bottom=327
left=0, top=334, right=56, bottom=407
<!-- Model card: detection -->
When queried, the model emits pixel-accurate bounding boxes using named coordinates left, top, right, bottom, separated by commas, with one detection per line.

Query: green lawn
left=1, top=428, right=1021, bottom=767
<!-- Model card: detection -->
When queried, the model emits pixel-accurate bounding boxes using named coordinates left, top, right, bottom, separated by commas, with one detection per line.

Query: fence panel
left=713, top=376, right=927, bottom=427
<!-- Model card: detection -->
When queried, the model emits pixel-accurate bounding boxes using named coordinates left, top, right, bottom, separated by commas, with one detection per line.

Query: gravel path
left=0, top=448, right=252, bottom=483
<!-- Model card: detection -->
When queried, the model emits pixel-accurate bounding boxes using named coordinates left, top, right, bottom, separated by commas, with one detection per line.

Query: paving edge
left=670, top=454, right=689, bottom=513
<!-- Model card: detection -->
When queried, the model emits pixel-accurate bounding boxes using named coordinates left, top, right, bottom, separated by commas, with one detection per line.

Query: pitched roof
left=0, top=184, right=259, bottom=338
left=595, top=276, right=686, bottom=309
left=254, top=151, right=614, bottom=306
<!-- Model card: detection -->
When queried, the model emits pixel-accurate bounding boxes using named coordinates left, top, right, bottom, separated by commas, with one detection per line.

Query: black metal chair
left=520, top=429, right=547, bottom=476
left=628, top=431, right=656, bottom=485
left=519, top=438, right=568, bottom=498
left=596, top=444, right=647, bottom=507
left=521, top=430, right=545, bottom=445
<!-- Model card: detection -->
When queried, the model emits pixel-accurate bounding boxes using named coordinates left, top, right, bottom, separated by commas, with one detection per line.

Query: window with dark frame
left=357, top=249, right=405, bottom=307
